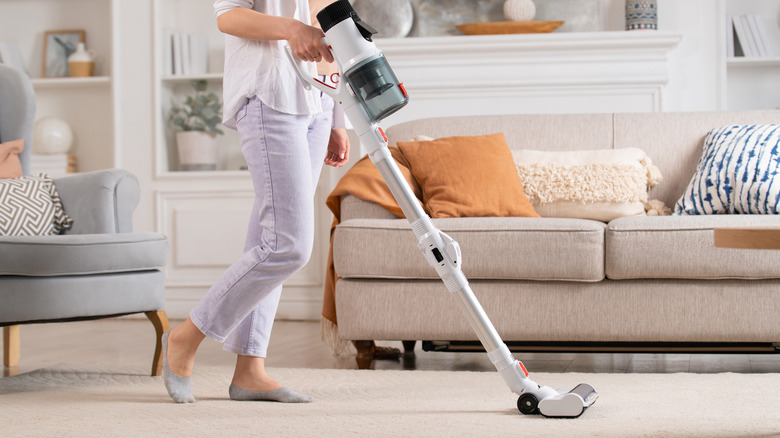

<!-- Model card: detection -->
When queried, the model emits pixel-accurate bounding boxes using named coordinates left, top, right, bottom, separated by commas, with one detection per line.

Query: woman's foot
left=161, top=318, right=205, bottom=403
left=228, top=385, right=313, bottom=403
left=230, top=355, right=313, bottom=403
left=162, top=330, right=195, bottom=403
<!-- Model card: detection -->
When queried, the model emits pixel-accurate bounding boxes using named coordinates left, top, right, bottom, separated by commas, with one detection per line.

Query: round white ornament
left=33, top=117, right=74, bottom=154
left=503, top=0, right=536, bottom=21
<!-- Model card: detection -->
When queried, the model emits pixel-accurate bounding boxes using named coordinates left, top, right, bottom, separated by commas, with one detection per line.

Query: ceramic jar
left=503, top=0, right=536, bottom=22
left=625, top=0, right=658, bottom=31
left=67, top=42, right=96, bottom=77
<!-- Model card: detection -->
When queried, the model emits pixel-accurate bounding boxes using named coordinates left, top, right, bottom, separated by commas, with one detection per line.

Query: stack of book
left=30, top=154, right=77, bottom=178
left=729, top=15, right=775, bottom=58
left=162, top=30, right=209, bottom=76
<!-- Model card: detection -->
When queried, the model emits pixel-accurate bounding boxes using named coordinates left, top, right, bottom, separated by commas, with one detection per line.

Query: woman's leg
left=164, top=96, right=326, bottom=402
left=224, top=96, right=334, bottom=393
left=189, top=96, right=318, bottom=340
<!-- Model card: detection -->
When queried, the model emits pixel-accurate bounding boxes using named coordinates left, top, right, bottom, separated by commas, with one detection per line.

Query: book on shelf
left=164, top=30, right=209, bottom=76
left=748, top=15, right=773, bottom=57
left=731, top=15, right=774, bottom=58
left=30, top=154, right=77, bottom=178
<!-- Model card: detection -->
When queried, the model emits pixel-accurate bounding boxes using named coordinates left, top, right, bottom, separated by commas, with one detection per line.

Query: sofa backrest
left=386, top=110, right=780, bottom=206
left=613, top=111, right=780, bottom=206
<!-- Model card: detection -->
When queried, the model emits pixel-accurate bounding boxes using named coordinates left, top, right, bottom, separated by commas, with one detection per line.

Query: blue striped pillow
left=674, top=124, right=780, bottom=215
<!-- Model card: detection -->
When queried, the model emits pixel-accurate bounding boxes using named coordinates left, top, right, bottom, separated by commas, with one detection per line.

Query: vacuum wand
left=288, top=0, right=598, bottom=418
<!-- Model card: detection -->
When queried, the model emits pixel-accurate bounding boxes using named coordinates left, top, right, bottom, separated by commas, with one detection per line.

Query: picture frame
left=41, top=29, right=85, bottom=78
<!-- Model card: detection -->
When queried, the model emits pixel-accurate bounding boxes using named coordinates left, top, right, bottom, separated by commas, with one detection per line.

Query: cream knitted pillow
left=512, top=148, right=664, bottom=222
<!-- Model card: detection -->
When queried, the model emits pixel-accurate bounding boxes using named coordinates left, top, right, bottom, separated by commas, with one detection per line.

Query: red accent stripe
left=313, top=78, right=337, bottom=90
left=399, top=82, right=407, bottom=97
left=518, top=361, right=529, bottom=377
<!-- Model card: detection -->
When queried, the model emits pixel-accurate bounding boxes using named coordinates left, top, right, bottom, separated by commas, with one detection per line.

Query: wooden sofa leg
left=402, top=340, right=416, bottom=356
left=145, top=311, right=170, bottom=377
left=3, top=325, right=20, bottom=368
left=353, top=340, right=375, bottom=370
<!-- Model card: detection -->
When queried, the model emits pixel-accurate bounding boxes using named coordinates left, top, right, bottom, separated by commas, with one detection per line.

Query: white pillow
left=512, top=148, right=663, bottom=222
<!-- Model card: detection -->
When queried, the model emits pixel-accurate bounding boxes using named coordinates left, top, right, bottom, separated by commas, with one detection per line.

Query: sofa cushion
left=674, top=124, right=780, bottom=215
left=512, top=148, right=663, bottom=222
left=0, top=232, right=168, bottom=276
left=334, top=217, right=605, bottom=281
left=606, top=215, right=780, bottom=280
left=396, top=133, right=539, bottom=218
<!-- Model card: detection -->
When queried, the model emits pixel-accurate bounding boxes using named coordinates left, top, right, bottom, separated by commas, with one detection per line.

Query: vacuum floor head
left=518, top=383, right=598, bottom=418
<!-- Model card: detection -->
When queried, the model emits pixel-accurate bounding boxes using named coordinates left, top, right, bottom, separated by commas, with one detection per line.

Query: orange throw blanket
left=322, top=147, right=421, bottom=352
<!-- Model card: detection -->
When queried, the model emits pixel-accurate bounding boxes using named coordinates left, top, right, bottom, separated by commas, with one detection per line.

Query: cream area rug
left=2, top=365, right=780, bottom=437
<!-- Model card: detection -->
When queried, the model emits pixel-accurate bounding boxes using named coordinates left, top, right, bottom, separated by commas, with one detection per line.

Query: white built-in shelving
left=719, top=0, right=780, bottom=110
left=0, top=0, right=117, bottom=172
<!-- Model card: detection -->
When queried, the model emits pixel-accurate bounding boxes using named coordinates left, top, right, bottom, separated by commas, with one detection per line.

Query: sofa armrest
left=54, top=169, right=140, bottom=234
left=340, top=194, right=398, bottom=221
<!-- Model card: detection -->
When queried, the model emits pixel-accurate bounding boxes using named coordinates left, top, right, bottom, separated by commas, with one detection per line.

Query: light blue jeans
left=190, top=94, right=333, bottom=357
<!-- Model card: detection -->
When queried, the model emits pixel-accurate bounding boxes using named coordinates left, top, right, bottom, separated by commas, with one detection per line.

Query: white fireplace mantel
left=375, top=31, right=682, bottom=127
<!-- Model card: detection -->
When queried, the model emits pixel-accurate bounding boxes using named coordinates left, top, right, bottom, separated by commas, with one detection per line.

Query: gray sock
left=229, top=384, right=313, bottom=403
left=161, top=330, right=196, bottom=403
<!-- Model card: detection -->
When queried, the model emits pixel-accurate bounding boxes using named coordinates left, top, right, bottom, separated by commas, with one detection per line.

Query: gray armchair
left=0, top=64, right=170, bottom=376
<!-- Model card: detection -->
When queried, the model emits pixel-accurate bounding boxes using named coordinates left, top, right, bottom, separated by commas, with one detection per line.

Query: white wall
left=658, top=0, right=721, bottom=111
left=114, top=1, right=156, bottom=233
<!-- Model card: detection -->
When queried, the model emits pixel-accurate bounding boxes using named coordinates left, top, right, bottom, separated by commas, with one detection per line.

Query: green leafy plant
left=169, top=80, right=224, bottom=134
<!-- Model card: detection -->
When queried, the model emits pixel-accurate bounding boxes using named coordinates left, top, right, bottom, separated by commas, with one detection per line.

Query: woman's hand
left=324, top=128, right=350, bottom=167
left=288, top=21, right=333, bottom=63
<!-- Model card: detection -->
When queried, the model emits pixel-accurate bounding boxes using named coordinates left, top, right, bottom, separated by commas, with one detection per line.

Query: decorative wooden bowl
left=456, top=21, right=565, bottom=35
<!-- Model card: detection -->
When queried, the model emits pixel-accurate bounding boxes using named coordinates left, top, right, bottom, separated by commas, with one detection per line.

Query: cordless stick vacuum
left=287, top=0, right=598, bottom=418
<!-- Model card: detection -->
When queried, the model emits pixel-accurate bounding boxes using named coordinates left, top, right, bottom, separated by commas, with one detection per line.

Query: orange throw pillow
left=0, top=139, right=24, bottom=179
left=397, top=133, right=538, bottom=218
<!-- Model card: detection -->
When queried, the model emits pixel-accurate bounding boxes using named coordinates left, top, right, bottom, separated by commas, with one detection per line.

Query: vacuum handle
left=283, top=40, right=342, bottom=99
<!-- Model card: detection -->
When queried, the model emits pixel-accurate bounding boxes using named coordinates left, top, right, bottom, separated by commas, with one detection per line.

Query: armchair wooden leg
left=3, top=325, right=20, bottom=368
left=145, top=311, right=170, bottom=377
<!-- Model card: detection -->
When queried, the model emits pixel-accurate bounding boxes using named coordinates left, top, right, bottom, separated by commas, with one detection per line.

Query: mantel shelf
left=377, top=31, right=683, bottom=58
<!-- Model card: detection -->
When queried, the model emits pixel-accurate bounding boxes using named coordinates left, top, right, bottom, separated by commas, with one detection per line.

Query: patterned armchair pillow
left=0, top=173, right=73, bottom=236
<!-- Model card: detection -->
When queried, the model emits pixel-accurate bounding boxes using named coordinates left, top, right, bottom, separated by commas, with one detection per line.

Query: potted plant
left=169, top=80, right=223, bottom=171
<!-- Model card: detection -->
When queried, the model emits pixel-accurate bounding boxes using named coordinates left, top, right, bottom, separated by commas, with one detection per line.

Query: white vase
left=176, top=131, right=219, bottom=171
left=503, top=0, right=536, bottom=22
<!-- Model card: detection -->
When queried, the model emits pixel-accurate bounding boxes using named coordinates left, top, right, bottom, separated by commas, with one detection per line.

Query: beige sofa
left=332, top=110, right=780, bottom=368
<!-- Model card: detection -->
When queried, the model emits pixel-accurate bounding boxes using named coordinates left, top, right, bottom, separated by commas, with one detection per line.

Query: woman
left=161, top=0, right=350, bottom=403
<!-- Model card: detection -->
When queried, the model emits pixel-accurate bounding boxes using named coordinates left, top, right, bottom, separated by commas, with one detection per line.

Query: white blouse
left=214, top=0, right=322, bottom=129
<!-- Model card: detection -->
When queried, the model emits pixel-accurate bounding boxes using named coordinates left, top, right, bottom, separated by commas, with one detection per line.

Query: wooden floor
left=4, top=318, right=780, bottom=378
